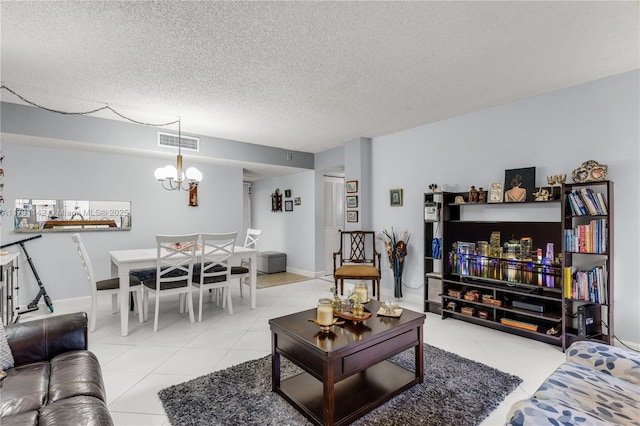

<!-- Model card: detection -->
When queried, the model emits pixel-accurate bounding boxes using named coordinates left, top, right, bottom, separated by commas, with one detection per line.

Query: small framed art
left=488, top=182, right=504, bottom=203
left=390, top=189, right=403, bottom=207
left=346, top=196, right=358, bottom=208
left=284, top=189, right=292, bottom=198
left=284, top=200, right=293, bottom=211
left=347, top=210, right=358, bottom=223
left=504, top=167, right=535, bottom=203
left=294, top=197, right=301, bottom=205
left=346, top=180, right=358, bottom=193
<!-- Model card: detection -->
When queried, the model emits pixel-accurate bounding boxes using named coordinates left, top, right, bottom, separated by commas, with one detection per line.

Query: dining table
left=109, top=245, right=257, bottom=336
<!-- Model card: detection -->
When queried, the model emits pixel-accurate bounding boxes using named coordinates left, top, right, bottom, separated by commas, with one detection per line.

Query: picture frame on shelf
left=390, top=188, right=403, bottom=207
left=488, top=182, right=504, bottom=203
left=346, top=210, right=358, bottom=223
left=346, top=180, right=358, bottom=193
left=346, top=195, right=358, bottom=208
left=504, top=167, right=535, bottom=203
left=284, top=200, right=293, bottom=211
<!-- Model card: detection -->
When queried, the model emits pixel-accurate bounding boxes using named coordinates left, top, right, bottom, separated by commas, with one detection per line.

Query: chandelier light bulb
left=154, top=167, right=167, bottom=180
left=186, top=167, right=203, bottom=182
left=164, top=165, right=177, bottom=180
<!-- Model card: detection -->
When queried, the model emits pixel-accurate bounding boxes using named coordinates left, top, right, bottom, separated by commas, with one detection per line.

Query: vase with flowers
left=381, top=228, right=410, bottom=299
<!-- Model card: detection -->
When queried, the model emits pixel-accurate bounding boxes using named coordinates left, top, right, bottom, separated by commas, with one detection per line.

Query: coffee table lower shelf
left=276, top=360, right=417, bottom=426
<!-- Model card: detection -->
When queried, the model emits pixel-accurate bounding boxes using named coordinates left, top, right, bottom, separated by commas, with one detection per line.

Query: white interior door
left=324, top=176, right=344, bottom=275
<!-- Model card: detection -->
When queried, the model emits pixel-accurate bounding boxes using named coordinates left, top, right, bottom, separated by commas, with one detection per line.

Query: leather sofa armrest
left=5, top=312, right=89, bottom=366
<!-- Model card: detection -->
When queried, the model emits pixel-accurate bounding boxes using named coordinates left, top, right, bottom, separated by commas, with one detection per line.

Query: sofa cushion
left=507, top=397, right=615, bottom=426
left=534, top=361, right=640, bottom=425
left=566, top=341, right=640, bottom=386
left=49, top=350, right=107, bottom=403
left=39, top=395, right=114, bottom=426
left=0, top=361, right=49, bottom=418
left=0, top=410, right=38, bottom=426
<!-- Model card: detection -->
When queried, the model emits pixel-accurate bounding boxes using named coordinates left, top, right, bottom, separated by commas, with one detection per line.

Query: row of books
left=567, top=188, right=608, bottom=216
left=563, top=264, right=608, bottom=304
left=564, top=219, right=608, bottom=253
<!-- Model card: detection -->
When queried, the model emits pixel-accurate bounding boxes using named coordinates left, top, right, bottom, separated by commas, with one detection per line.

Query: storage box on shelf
left=439, top=190, right=565, bottom=346
left=561, top=181, right=613, bottom=351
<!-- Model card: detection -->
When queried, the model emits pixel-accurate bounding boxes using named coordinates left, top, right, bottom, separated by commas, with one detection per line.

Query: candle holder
left=316, top=298, right=334, bottom=332
left=354, top=282, right=369, bottom=304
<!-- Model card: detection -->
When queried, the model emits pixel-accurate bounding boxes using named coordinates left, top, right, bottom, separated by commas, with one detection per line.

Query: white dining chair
left=192, top=232, right=237, bottom=321
left=71, top=233, right=143, bottom=332
left=142, top=234, right=198, bottom=331
left=231, top=228, right=261, bottom=297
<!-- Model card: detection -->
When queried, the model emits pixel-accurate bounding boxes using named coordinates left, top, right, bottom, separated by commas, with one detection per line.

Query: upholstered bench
left=257, top=251, right=286, bottom=274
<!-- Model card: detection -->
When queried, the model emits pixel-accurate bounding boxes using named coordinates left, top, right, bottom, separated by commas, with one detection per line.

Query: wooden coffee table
left=269, top=300, right=425, bottom=426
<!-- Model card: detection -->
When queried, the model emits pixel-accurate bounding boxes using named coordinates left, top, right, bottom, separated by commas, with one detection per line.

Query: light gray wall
left=1, top=142, right=244, bottom=303
left=371, top=70, right=639, bottom=344
left=0, top=102, right=315, bottom=170
left=251, top=170, right=317, bottom=276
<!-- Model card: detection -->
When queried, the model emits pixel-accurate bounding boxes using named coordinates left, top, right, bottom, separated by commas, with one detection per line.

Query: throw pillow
left=0, top=317, right=15, bottom=370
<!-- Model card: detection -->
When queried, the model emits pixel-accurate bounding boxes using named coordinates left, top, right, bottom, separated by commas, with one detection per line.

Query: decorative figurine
left=468, top=186, right=478, bottom=203
left=478, top=187, right=486, bottom=203
left=533, top=187, right=550, bottom=201
left=428, top=183, right=438, bottom=193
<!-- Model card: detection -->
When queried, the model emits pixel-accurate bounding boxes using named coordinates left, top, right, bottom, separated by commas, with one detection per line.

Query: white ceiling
left=1, top=1, right=638, bottom=157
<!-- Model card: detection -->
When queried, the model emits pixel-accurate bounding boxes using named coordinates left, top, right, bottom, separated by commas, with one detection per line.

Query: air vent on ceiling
left=158, top=132, right=199, bottom=152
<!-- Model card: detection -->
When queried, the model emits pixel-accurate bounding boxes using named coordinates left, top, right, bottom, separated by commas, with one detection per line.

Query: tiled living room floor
left=23, top=278, right=566, bottom=425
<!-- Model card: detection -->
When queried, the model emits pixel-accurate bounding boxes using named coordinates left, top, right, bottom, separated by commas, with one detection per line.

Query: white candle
left=317, top=305, right=333, bottom=326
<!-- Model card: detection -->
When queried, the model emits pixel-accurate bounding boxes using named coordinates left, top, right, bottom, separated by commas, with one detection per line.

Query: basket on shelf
left=463, top=290, right=480, bottom=301
left=461, top=306, right=475, bottom=316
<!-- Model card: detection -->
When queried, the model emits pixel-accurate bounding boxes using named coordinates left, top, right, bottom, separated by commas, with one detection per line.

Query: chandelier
left=153, top=121, right=202, bottom=191
left=0, top=84, right=204, bottom=194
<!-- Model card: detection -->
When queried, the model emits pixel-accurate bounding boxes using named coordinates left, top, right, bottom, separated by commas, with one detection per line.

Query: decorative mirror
left=13, top=198, right=131, bottom=232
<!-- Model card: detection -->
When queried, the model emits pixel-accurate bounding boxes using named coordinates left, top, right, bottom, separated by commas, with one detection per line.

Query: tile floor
left=22, top=278, right=566, bottom=425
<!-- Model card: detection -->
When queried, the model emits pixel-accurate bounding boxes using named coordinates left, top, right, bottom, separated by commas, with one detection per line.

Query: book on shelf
left=569, top=191, right=587, bottom=215
left=563, top=266, right=574, bottom=298
left=579, top=188, right=599, bottom=215
left=564, top=219, right=607, bottom=253
left=569, top=262, right=607, bottom=304
left=595, top=192, right=608, bottom=214
left=567, top=188, right=608, bottom=216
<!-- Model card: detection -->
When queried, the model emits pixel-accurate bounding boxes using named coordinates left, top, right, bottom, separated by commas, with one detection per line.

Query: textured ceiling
left=1, top=1, right=638, bottom=157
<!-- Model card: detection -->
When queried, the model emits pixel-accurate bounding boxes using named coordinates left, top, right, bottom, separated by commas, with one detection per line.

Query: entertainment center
left=424, top=181, right=613, bottom=349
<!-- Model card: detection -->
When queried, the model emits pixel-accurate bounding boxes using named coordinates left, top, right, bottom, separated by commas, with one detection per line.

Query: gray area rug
left=158, top=344, right=522, bottom=425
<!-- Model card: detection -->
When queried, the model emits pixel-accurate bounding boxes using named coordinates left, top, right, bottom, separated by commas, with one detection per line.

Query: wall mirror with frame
left=13, top=198, right=132, bottom=232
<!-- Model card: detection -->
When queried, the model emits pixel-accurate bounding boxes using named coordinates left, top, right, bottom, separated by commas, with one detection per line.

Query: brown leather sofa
left=0, top=312, right=113, bottom=425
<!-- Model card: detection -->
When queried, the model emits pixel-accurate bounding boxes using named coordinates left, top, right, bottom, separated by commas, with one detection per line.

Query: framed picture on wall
left=346, top=196, right=358, bottom=208
left=284, top=200, right=293, bottom=211
left=390, top=188, right=403, bottom=207
left=346, top=180, right=358, bottom=193
left=347, top=210, right=358, bottom=223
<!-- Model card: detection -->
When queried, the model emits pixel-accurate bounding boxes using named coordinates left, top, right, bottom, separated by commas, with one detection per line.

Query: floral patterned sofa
left=507, top=340, right=640, bottom=425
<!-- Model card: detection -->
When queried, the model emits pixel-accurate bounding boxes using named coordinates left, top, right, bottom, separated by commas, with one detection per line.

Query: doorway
left=323, top=176, right=344, bottom=276
left=242, top=183, right=251, bottom=241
